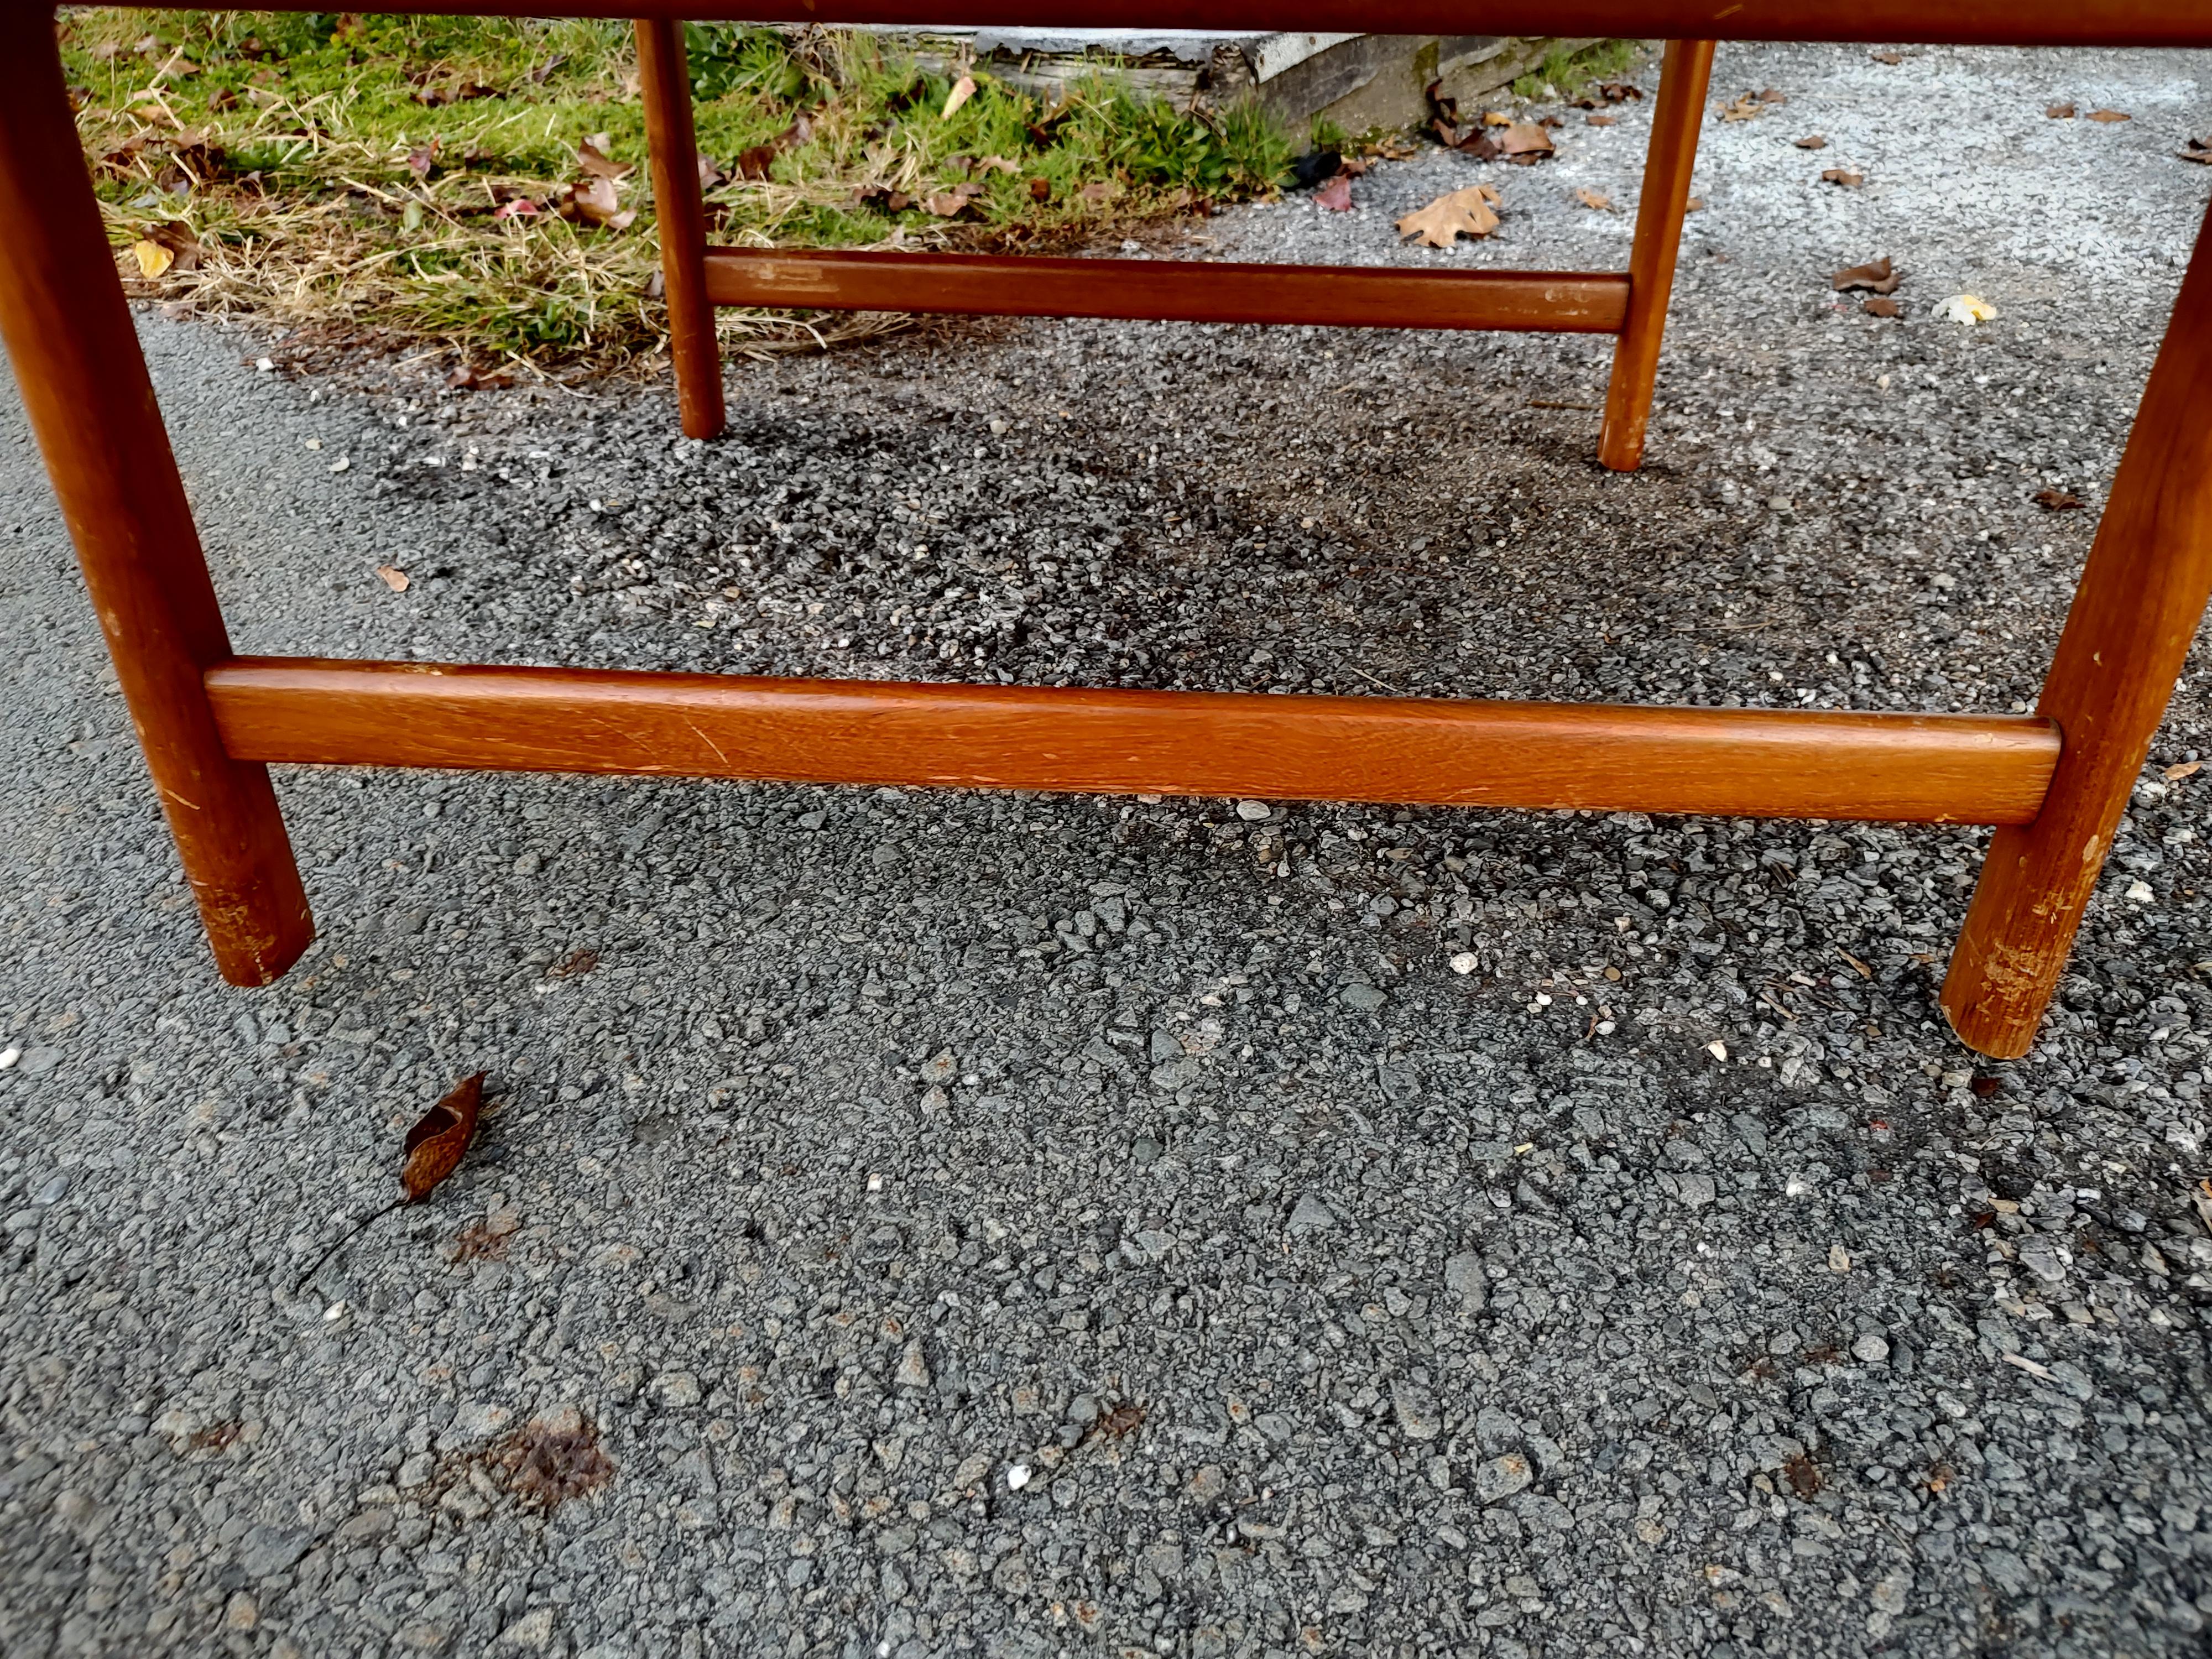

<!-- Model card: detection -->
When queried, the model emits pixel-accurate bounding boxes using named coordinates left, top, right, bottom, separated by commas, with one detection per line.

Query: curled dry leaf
left=1720, top=92, right=1765, bottom=122
left=1313, top=174, right=1354, bottom=211
left=973, top=154, right=1021, bottom=176
left=1862, top=296, right=1901, bottom=317
left=2179, top=137, right=2212, bottom=165
left=1027, top=176, right=1050, bottom=202
left=575, top=136, right=632, bottom=180
left=941, top=74, right=976, bottom=119
left=2046, top=102, right=2077, bottom=118
left=562, top=175, right=635, bottom=231
left=1870, top=49, right=1903, bottom=64
left=2032, top=487, right=2085, bottom=511
left=490, top=197, right=539, bottom=221
left=1794, top=134, right=1827, bottom=149
left=401, top=1071, right=486, bottom=1203
left=374, top=564, right=410, bottom=592
left=1831, top=256, right=1901, bottom=294
left=1821, top=168, right=1865, bottom=187
left=1586, top=114, right=1616, bottom=127
left=922, top=181, right=985, bottom=217
left=2085, top=108, right=2131, bottom=123
left=1573, top=187, right=1613, bottom=211
left=133, top=239, right=175, bottom=279
left=1396, top=183, right=1501, bottom=248
left=1499, top=122, right=1553, bottom=161
left=406, top=139, right=440, bottom=180
left=2165, top=759, right=2203, bottom=781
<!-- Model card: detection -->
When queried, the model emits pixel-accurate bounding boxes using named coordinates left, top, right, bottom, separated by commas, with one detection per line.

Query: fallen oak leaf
left=401, top=1071, right=487, bottom=1203
left=1313, top=174, right=1354, bottom=211
left=2032, top=487, right=2085, bottom=510
left=1396, top=183, right=1501, bottom=247
left=1831, top=256, right=1901, bottom=294
left=1795, top=134, right=1827, bottom=149
left=2165, top=760, right=2203, bottom=781
left=1821, top=168, right=1865, bottom=186
left=1720, top=92, right=1765, bottom=122
left=374, top=564, right=410, bottom=591
left=921, top=181, right=984, bottom=217
left=1573, top=186, right=1613, bottom=211
left=575, top=135, right=632, bottom=179
left=2085, top=108, right=2131, bottom=123
left=1499, top=121, right=1553, bottom=161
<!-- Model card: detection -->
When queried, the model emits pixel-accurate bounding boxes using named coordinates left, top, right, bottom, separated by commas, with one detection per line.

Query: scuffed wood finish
left=98, top=1, right=2212, bottom=48
left=705, top=249, right=1632, bottom=334
left=1598, top=38, right=1714, bottom=472
left=1943, top=202, right=2212, bottom=1058
left=636, top=17, right=724, bottom=439
left=206, top=657, right=2061, bottom=826
left=0, top=9, right=313, bottom=986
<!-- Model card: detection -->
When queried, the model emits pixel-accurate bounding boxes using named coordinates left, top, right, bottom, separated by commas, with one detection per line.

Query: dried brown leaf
left=2085, top=108, right=2131, bottom=123
left=575, top=137, right=632, bottom=180
left=1499, top=121, right=1553, bottom=160
left=1794, top=134, right=1827, bottom=149
left=499, top=1408, right=615, bottom=1509
left=1720, top=92, right=1764, bottom=122
left=1831, top=256, right=1900, bottom=295
left=406, top=139, right=440, bottom=180
left=1783, top=1452, right=1824, bottom=1499
left=1870, top=49, right=1903, bottom=64
left=1093, top=1402, right=1147, bottom=1441
left=401, top=1071, right=486, bottom=1203
left=2165, top=760, right=2203, bottom=781
left=1862, top=296, right=1901, bottom=317
left=1313, top=174, right=1354, bottom=211
left=1573, top=186, right=1613, bottom=211
left=921, top=181, right=984, bottom=217
left=2180, top=137, right=2212, bottom=165
left=2046, top=102, right=2076, bottom=118
left=1396, top=183, right=1501, bottom=248
left=1822, top=168, right=1865, bottom=187
left=2032, top=487, right=2084, bottom=510
left=1585, top=114, right=1616, bottom=127
left=374, top=563, right=410, bottom=591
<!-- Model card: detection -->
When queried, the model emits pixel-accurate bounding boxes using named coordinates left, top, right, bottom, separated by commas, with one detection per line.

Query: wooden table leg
left=637, top=16, right=727, bottom=440
left=0, top=7, right=312, bottom=986
left=1943, top=200, right=2212, bottom=1057
left=1598, top=38, right=1714, bottom=472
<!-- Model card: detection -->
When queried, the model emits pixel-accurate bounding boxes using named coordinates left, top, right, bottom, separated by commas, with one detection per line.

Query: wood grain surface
left=1943, top=200, right=2212, bottom=1057
left=206, top=657, right=2062, bottom=825
left=0, top=12, right=314, bottom=985
left=705, top=251, right=1632, bottom=334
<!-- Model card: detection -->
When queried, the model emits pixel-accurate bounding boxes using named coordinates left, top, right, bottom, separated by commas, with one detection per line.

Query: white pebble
left=1005, top=1463, right=1031, bottom=1491
left=0, top=1046, right=17, bottom=1070
left=1449, top=952, right=1479, bottom=975
left=1234, top=800, right=1272, bottom=821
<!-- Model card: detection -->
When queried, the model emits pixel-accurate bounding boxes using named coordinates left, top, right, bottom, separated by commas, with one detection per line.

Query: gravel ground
left=6, top=40, right=2212, bottom=1659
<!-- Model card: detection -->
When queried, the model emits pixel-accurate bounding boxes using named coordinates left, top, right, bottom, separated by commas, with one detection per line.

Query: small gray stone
left=896, top=1339, right=931, bottom=1388
left=1443, top=1250, right=1487, bottom=1312
left=1339, top=983, right=1387, bottom=1012
left=1286, top=1193, right=1335, bottom=1234
left=1853, top=1333, right=1892, bottom=1365
left=237, top=1524, right=312, bottom=1579
left=17, top=1046, right=60, bottom=1075
left=1390, top=1380, right=1441, bottom=1441
left=1474, top=1454, right=1533, bottom=1505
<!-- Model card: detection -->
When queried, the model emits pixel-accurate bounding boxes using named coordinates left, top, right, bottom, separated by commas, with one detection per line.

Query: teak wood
left=205, top=658, right=2061, bottom=825
left=5, top=3, right=2212, bottom=1061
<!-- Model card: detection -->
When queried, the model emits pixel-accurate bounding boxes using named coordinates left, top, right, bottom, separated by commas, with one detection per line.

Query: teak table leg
left=1598, top=38, right=1714, bottom=472
left=637, top=16, right=727, bottom=439
left=1943, top=200, right=2212, bottom=1058
left=0, top=7, right=312, bottom=985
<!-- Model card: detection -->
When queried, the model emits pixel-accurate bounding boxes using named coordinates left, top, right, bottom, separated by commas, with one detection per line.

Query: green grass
left=1511, top=38, right=1640, bottom=102
left=65, top=11, right=1296, bottom=362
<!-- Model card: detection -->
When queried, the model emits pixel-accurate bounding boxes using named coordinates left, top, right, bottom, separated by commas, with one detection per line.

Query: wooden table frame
left=1, top=4, right=2208, bottom=1060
